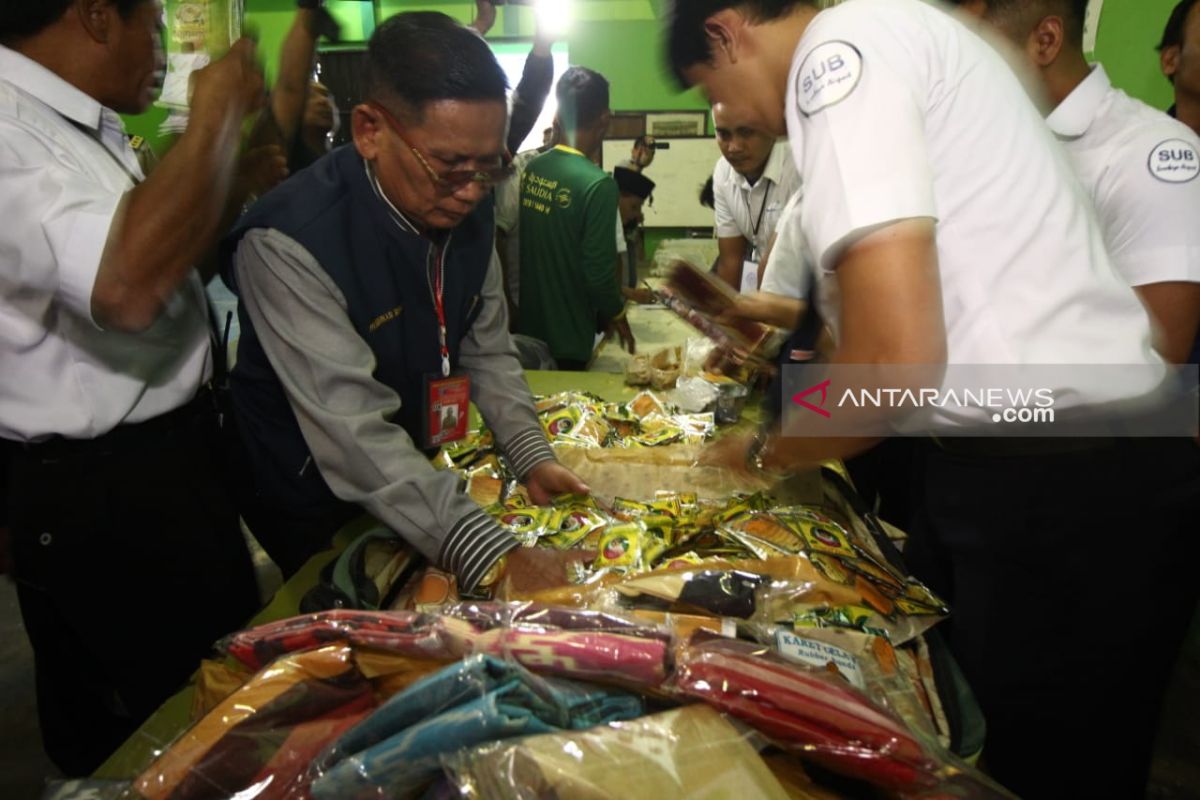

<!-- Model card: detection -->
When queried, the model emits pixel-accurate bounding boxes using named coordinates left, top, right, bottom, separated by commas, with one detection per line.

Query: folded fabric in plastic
left=223, top=610, right=449, bottom=671
left=441, top=705, right=795, bottom=799
left=442, top=602, right=672, bottom=642
left=672, top=636, right=1011, bottom=797
left=134, top=645, right=376, bottom=800
left=310, top=655, right=643, bottom=800
left=675, top=635, right=933, bottom=789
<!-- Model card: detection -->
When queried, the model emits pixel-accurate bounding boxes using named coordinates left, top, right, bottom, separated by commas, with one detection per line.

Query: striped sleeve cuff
left=502, top=427, right=557, bottom=480
left=438, top=509, right=520, bottom=593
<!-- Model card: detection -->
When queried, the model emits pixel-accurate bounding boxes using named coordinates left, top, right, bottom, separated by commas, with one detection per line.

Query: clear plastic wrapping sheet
left=132, top=644, right=376, bottom=800
left=127, top=597, right=999, bottom=800
left=441, top=705, right=802, bottom=800
left=307, top=654, right=645, bottom=800
left=219, top=604, right=673, bottom=693
left=670, top=635, right=1013, bottom=799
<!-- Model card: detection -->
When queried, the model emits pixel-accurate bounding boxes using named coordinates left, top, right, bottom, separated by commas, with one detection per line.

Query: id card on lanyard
left=422, top=240, right=470, bottom=448
left=740, top=183, right=772, bottom=295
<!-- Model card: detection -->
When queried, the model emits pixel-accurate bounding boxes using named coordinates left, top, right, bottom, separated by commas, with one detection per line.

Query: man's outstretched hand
left=524, top=461, right=590, bottom=506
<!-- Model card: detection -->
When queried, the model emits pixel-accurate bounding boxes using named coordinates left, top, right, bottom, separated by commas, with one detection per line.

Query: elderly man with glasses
left=221, top=12, right=587, bottom=588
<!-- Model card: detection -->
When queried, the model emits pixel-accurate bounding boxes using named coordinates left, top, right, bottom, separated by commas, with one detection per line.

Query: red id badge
left=423, top=374, right=470, bottom=448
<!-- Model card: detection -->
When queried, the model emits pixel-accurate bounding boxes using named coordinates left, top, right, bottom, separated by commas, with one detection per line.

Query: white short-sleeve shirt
left=784, top=0, right=1161, bottom=419
left=712, top=141, right=801, bottom=257
left=1047, top=64, right=1200, bottom=288
left=760, top=191, right=813, bottom=300
left=0, top=45, right=211, bottom=442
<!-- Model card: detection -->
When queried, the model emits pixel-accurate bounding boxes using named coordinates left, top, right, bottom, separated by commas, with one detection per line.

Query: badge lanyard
left=431, top=244, right=451, bottom=378
left=745, top=183, right=772, bottom=261
left=65, top=118, right=142, bottom=187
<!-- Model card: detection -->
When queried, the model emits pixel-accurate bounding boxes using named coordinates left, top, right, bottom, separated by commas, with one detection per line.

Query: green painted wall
left=124, top=1, right=1184, bottom=161
left=1093, top=0, right=1178, bottom=111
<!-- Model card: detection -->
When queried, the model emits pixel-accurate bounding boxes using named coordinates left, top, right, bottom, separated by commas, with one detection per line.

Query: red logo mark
left=792, top=379, right=832, bottom=418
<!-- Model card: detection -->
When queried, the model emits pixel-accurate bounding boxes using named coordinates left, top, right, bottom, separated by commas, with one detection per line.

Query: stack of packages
left=125, top=397, right=1011, bottom=798
left=129, top=601, right=1009, bottom=799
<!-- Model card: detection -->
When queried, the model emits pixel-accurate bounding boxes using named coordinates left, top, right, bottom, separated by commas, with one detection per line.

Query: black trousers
left=239, top=495, right=357, bottom=580
left=5, top=400, right=259, bottom=776
left=904, top=438, right=1200, bottom=799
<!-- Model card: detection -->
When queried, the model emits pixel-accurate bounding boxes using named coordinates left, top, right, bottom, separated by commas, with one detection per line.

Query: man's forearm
left=716, top=252, right=743, bottom=289
left=94, top=112, right=242, bottom=331
left=270, top=9, right=321, bottom=148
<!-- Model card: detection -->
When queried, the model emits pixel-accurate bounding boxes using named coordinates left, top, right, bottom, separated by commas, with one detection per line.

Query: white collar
left=1047, top=64, right=1112, bottom=139
left=0, top=44, right=104, bottom=131
left=731, top=141, right=788, bottom=192
left=365, top=159, right=421, bottom=235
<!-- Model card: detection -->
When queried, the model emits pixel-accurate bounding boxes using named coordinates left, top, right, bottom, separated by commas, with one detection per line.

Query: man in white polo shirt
left=0, top=0, right=263, bottom=774
left=965, top=0, right=1200, bottom=364
left=711, top=102, right=801, bottom=293
left=668, top=1, right=1200, bottom=796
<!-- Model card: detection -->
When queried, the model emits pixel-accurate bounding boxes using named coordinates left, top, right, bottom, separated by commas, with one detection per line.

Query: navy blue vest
left=220, top=145, right=493, bottom=514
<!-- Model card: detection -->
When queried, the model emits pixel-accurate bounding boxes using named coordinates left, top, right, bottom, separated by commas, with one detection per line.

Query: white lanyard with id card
left=740, top=251, right=761, bottom=295
left=422, top=241, right=470, bottom=449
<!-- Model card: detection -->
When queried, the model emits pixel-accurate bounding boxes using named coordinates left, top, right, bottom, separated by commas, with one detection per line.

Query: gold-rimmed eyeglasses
left=369, top=101, right=512, bottom=194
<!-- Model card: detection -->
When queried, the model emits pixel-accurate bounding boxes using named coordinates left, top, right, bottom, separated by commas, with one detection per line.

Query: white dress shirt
left=785, top=0, right=1162, bottom=424
left=0, top=45, right=211, bottom=442
left=712, top=141, right=802, bottom=258
left=1047, top=64, right=1200, bottom=288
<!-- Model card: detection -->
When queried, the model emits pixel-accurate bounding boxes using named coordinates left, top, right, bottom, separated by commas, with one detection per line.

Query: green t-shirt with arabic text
left=517, top=146, right=623, bottom=363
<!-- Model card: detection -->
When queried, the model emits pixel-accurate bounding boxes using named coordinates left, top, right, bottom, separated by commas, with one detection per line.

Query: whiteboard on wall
left=602, top=137, right=722, bottom=228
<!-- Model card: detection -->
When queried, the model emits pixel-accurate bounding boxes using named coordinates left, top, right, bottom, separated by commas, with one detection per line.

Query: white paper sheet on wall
left=1083, top=0, right=1105, bottom=57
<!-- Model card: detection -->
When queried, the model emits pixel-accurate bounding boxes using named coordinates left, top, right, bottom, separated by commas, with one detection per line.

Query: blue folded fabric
left=309, top=655, right=644, bottom=800
left=320, top=654, right=523, bottom=769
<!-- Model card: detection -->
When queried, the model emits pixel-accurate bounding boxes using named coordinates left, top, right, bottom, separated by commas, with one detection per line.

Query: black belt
left=927, top=436, right=1117, bottom=458
left=8, top=385, right=218, bottom=462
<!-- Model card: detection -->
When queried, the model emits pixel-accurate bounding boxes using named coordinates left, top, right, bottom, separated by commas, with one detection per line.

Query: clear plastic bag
left=307, top=655, right=644, bottom=800
left=133, top=644, right=376, bottom=800
left=670, top=635, right=1014, bottom=798
left=440, top=705, right=801, bottom=799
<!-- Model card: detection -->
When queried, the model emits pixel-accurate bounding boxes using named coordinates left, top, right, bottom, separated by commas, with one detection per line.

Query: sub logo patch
left=796, top=41, right=863, bottom=117
left=1148, top=139, right=1199, bottom=183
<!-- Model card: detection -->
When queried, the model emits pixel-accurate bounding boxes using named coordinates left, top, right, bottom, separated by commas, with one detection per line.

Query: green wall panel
left=1092, top=0, right=1179, bottom=112
left=124, top=2, right=1187, bottom=163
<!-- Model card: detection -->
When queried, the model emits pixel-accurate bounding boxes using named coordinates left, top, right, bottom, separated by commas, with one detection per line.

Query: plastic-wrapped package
left=671, top=636, right=1013, bottom=798
left=190, top=659, right=251, bottom=720
left=444, top=707, right=892, bottom=799
left=670, top=376, right=722, bottom=414
left=308, top=655, right=643, bottom=800
left=441, top=602, right=673, bottom=642
left=133, top=645, right=376, bottom=800
left=222, top=610, right=452, bottom=671
left=441, top=705, right=799, bottom=799
left=756, top=624, right=943, bottom=745
left=222, top=605, right=673, bottom=693
left=437, top=617, right=671, bottom=690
